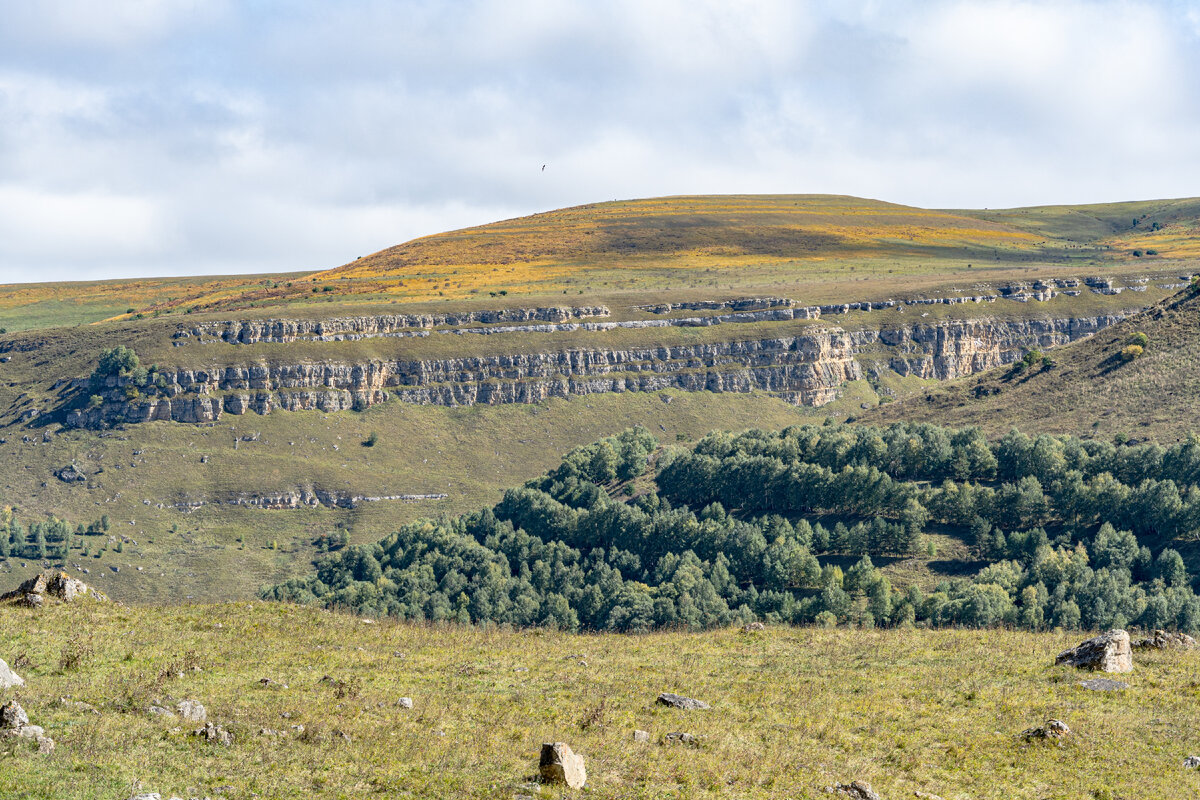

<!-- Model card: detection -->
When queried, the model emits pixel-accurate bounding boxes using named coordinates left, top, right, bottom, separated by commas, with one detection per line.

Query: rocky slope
left=65, top=314, right=1123, bottom=428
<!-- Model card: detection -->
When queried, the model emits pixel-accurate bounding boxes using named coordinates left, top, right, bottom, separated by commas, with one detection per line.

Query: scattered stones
left=539, top=742, right=587, bottom=789
left=1184, top=755, right=1200, bottom=769
left=0, top=658, right=24, bottom=689
left=1132, top=629, right=1197, bottom=650
left=176, top=700, right=206, bottom=723
left=1055, top=629, right=1133, bottom=673
left=1022, top=718, right=1071, bottom=744
left=191, top=722, right=233, bottom=745
left=656, top=692, right=710, bottom=711
left=0, top=700, right=53, bottom=755
left=664, top=732, right=699, bottom=746
left=1079, top=678, right=1129, bottom=692
left=826, top=781, right=881, bottom=799
left=397, top=697, right=414, bottom=710
left=632, top=729, right=650, bottom=743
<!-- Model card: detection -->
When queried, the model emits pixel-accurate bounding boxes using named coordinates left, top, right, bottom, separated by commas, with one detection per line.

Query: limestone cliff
left=65, top=314, right=1123, bottom=428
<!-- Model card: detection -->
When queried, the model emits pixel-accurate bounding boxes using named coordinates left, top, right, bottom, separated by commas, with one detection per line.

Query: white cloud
left=0, top=0, right=1198, bottom=281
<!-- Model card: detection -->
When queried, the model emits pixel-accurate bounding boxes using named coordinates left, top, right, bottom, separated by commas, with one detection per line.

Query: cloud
left=0, top=0, right=1198, bottom=281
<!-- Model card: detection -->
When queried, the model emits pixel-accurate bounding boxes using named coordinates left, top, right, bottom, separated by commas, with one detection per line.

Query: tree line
left=264, top=422, right=1200, bottom=634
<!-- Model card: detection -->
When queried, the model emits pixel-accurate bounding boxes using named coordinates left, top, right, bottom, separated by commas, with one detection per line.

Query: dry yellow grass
left=3, top=599, right=1200, bottom=799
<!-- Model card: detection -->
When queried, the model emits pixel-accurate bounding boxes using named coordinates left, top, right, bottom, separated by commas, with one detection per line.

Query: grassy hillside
left=868, top=286, right=1200, bottom=441
left=3, top=600, right=1198, bottom=799
left=0, top=390, right=878, bottom=604
left=40, top=194, right=1194, bottom=321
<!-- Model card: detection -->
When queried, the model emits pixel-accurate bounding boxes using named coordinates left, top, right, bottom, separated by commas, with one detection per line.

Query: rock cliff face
left=184, top=306, right=610, bottom=344
left=858, top=315, right=1123, bottom=380
left=65, top=315, right=1122, bottom=428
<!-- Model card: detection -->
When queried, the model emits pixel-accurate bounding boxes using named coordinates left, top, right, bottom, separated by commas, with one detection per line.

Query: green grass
left=3, top=599, right=1200, bottom=799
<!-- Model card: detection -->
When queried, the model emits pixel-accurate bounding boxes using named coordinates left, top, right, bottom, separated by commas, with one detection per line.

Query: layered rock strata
left=66, top=315, right=1122, bottom=428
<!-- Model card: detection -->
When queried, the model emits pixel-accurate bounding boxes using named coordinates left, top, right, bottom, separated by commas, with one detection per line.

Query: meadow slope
left=2, top=600, right=1199, bottom=799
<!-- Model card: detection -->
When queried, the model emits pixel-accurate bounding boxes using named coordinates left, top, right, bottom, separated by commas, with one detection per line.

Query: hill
left=0, top=193, right=1195, bottom=606
left=868, top=285, right=1200, bottom=441
left=2, top=599, right=1198, bottom=799
left=43, top=193, right=1198, bottom=321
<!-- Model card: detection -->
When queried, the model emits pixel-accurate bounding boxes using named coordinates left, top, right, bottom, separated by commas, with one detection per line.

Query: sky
left=1, top=0, right=1199, bottom=283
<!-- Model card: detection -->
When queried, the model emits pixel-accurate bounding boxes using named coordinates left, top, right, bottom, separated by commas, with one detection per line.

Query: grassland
left=3, top=599, right=1199, bottom=799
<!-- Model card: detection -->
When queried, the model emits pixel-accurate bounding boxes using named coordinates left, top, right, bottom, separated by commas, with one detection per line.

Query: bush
left=1120, top=345, right=1144, bottom=362
left=87, top=394, right=104, bottom=409
left=1127, top=332, right=1149, bottom=348
left=362, top=431, right=378, bottom=447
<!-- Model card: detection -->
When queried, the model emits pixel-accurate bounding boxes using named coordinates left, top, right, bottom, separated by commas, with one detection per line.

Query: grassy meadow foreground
left=4, top=600, right=1200, bottom=799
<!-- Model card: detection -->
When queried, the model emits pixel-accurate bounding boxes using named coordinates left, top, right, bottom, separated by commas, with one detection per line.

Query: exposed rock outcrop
left=1056, top=630, right=1133, bottom=673
left=1, top=570, right=105, bottom=604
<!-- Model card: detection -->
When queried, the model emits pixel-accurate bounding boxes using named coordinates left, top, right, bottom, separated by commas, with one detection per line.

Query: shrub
left=1120, top=344, right=1144, bottom=362
left=1127, top=332, right=1149, bottom=348
left=362, top=431, right=378, bottom=447
left=87, top=394, right=104, bottom=409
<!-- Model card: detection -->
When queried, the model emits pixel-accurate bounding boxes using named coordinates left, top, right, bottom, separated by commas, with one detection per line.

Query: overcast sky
left=1, top=0, right=1198, bottom=283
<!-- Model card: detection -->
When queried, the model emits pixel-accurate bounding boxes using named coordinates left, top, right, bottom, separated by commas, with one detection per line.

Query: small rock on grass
left=176, top=700, right=206, bottom=723
left=632, top=729, right=650, bottom=743
left=397, top=697, right=414, bottom=709
left=0, top=658, right=24, bottom=689
left=1184, top=756, right=1200, bottom=769
left=1021, top=719, right=1070, bottom=743
left=1079, top=678, right=1129, bottom=691
left=656, top=692, right=710, bottom=710
left=191, top=722, right=233, bottom=746
left=1, top=700, right=29, bottom=729
left=826, top=781, right=880, bottom=800
left=539, top=742, right=587, bottom=789
left=664, top=732, right=698, bottom=746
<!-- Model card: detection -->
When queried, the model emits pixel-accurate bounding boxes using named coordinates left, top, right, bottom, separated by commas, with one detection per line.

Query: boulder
left=55, top=465, right=86, bottom=484
left=397, top=697, right=414, bottom=710
left=176, top=700, right=206, bottom=723
left=1055, top=630, right=1133, bottom=673
left=0, top=658, right=24, bottom=689
left=538, top=742, right=587, bottom=789
left=741, top=622, right=766, bottom=632
left=1132, top=629, right=1197, bottom=650
left=1, top=700, right=29, bottom=729
left=1184, top=756, right=1200, bottom=769
left=632, top=729, right=650, bottom=743
left=36, top=735, right=54, bottom=754
left=826, top=781, right=881, bottom=800
left=1, top=570, right=98, bottom=605
left=656, top=692, right=710, bottom=710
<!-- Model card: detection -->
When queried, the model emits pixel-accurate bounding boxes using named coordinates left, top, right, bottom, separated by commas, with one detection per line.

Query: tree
left=90, top=345, right=140, bottom=386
